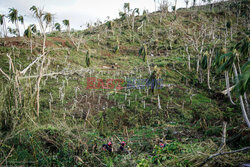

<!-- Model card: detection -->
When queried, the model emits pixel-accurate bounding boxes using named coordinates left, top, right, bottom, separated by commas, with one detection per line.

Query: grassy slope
left=0, top=0, right=249, bottom=166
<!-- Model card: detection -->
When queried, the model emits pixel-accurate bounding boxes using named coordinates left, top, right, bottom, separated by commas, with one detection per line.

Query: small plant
left=86, top=50, right=91, bottom=67
left=139, top=44, right=147, bottom=62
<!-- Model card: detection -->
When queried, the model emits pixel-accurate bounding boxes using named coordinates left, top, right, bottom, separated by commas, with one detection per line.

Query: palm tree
left=154, top=0, right=157, bottom=11
left=30, top=6, right=45, bottom=36
left=18, top=15, right=25, bottom=31
left=124, top=3, right=130, bottom=12
left=193, top=0, right=196, bottom=7
left=185, top=0, right=189, bottom=9
left=43, top=13, right=52, bottom=28
left=7, top=27, right=17, bottom=36
left=8, top=8, right=20, bottom=36
left=44, top=13, right=52, bottom=29
left=24, top=25, right=33, bottom=53
left=55, top=23, right=61, bottom=31
left=0, top=14, right=7, bottom=37
left=30, top=6, right=39, bottom=18
left=62, top=19, right=70, bottom=33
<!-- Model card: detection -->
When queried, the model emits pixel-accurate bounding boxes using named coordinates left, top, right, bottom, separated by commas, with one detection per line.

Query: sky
left=0, top=0, right=189, bottom=33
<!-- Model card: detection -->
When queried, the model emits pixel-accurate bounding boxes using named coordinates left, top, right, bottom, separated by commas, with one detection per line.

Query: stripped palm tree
left=44, top=13, right=52, bottom=29
left=174, top=0, right=178, bottom=15
left=24, top=25, right=33, bottom=53
left=0, top=14, right=8, bottom=37
left=8, top=8, right=20, bottom=36
left=43, top=12, right=53, bottom=33
left=30, top=6, right=45, bottom=38
left=62, top=19, right=70, bottom=33
left=18, top=15, right=25, bottom=31
left=185, top=0, right=189, bottom=9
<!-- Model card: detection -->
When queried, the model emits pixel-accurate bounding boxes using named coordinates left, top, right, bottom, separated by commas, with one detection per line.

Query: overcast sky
left=0, top=0, right=189, bottom=33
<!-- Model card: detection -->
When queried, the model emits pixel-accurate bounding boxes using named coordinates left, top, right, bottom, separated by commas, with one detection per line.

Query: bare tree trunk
left=154, top=0, right=157, bottom=11
left=15, top=20, right=20, bottom=37
left=225, top=71, right=235, bottom=105
left=207, top=55, right=212, bottom=89
left=42, top=33, right=46, bottom=54
left=36, top=55, right=46, bottom=117
left=196, top=38, right=204, bottom=73
left=186, top=45, right=191, bottom=71
left=207, top=67, right=211, bottom=89
left=174, top=0, right=178, bottom=15
left=230, top=27, right=232, bottom=41
left=158, top=94, right=162, bottom=109
left=232, top=63, right=250, bottom=128
left=3, top=17, right=7, bottom=37
left=36, top=24, right=46, bottom=117
left=132, top=15, right=135, bottom=43
left=30, top=39, right=33, bottom=53
left=196, top=55, right=200, bottom=73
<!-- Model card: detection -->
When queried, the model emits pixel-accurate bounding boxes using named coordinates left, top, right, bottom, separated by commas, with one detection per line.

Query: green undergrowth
left=1, top=0, right=250, bottom=166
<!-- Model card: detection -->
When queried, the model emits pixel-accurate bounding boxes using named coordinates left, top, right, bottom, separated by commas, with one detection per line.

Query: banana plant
left=234, top=38, right=249, bottom=116
left=217, top=48, right=236, bottom=105
left=234, top=61, right=250, bottom=96
left=218, top=44, right=250, bottom=128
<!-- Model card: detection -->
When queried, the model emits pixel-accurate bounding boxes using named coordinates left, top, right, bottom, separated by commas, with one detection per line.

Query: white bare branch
left=20, top=54, right=45, bottom=75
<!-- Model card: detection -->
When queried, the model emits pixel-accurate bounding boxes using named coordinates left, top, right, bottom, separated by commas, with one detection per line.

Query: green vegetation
left=0, top=0, right=249, bottom=166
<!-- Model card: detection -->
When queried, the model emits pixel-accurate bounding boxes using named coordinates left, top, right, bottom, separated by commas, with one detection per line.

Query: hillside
left=0, top=0, right=249, bottom=166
